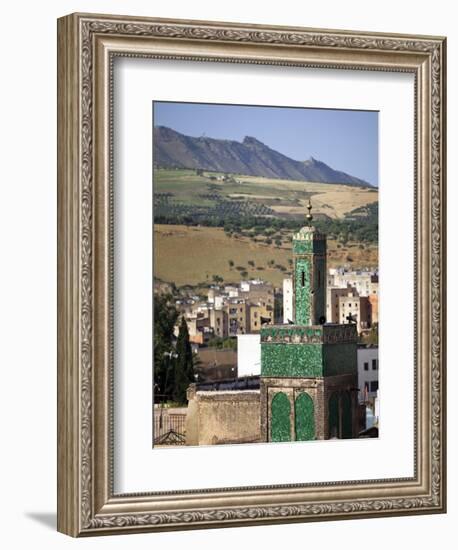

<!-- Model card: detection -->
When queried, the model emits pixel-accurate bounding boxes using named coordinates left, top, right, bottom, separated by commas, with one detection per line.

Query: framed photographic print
left=57, top=13, right=446, bottom=536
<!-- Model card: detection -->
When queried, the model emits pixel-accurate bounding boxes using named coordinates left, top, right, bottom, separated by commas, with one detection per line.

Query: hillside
left=154, top=225, right=378, bottom=287
left=153, top=169, right=378, bottom=223
left=153, top=126, right=373, bottom=187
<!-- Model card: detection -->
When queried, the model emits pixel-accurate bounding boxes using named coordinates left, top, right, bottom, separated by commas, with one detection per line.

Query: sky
left=153, top=101, right=379, bottom=186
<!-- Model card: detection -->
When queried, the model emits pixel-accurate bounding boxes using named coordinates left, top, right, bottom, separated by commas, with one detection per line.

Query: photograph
left=152, top=101, right=379, bottom=446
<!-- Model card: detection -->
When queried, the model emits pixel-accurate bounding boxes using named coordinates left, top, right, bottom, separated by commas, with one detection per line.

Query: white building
left=224, top=285, right=239, bottom=298
left=330, top=268, right=378, bottom=297
left=326, top=286, right=356, bottom=323
left=283, top=278, right=293, bottom=324
left=357, top=345, right=379, bottom=403
left=240, top=281, right=251, bottom=292
left=214, top=295, right=224, bottom=310
left=237, top=334, right=261, bottom=376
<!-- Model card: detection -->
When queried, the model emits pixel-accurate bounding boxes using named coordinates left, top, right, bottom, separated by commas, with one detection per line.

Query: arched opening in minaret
left=270, top=392, right=291, bottom=442
left=295, top=392, right=315, bottom=441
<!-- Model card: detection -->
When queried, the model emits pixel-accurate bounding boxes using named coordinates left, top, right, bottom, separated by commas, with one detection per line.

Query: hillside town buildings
left=327, top=267, right=379, bottom=297
left=284, top=268, right=378, bottom=334
left=175, top=278, right=274, bottom=345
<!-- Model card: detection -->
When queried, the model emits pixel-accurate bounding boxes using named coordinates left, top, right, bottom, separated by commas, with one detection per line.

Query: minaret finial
left=306, top=199, right=313, bottom=226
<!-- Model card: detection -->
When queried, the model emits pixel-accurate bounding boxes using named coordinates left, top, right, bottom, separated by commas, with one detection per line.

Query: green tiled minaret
left=292, top=200, right=326, bottom=325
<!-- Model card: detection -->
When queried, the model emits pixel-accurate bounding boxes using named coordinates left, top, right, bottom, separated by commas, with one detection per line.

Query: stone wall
left=185, top=386, right=261, bottom=446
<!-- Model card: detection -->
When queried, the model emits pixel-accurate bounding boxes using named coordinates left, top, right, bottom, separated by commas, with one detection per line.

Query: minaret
left=292, top=200, right=326, bottom=325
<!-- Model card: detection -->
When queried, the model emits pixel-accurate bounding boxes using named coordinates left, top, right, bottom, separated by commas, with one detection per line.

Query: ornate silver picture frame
left=57, top=13, right=446, bottom=536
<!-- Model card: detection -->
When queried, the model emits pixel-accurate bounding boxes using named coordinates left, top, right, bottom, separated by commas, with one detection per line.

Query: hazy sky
left=154, top=101, right=379, bottom=186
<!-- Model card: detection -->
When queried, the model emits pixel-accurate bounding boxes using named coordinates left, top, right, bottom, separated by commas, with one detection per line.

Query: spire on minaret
left=305, top=199, right=313, bottom=226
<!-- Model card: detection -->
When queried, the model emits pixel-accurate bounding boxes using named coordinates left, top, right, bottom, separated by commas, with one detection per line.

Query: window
left=364, top=362, right=369, bottom=371
left=372, top=359, right=377, bottom=370
left=370, top=381, right=379, bottom=392
left=301, top=271, right=305, bottom=287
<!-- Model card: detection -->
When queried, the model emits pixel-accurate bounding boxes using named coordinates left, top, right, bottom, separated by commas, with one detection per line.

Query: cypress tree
left=173, top=317, right=194, bottom=404
left=153, top=294, right=178, bottom=401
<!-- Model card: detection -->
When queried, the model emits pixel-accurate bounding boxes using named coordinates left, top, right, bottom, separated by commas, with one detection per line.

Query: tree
left=153, top=295, right=178, bottom=400
left=228, top=259, right=234, bottom=268
left=173, top=317, right=195, bottom=404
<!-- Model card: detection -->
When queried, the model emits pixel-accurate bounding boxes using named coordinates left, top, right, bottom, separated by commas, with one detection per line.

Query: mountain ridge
left=153, top=125, right=373, bottom=188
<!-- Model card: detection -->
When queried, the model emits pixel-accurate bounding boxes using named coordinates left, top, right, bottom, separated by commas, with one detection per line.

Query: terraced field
left=153, top=169, right=378, bottom=221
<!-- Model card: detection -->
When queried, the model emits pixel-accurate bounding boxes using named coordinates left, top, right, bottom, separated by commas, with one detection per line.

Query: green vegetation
left=153, top=294, right=178, bottom=402
left=153, top=296, right=194, bottom=405
left=154, top=169, right=379, bottom=244
left=173, top=317, right=195, bottom=404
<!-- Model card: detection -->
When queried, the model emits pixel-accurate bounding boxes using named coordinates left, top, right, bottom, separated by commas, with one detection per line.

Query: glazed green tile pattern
left=261, top=342, right=323, bottom=377
left=323, top=343, right=358, bottom=376
left=292, top=239, right=313, bottom=254
left=314, top=256, right=326, bottom=322
left=270, top=392, right=291, bottom=442
left=292, top=238, right=326, bottom=255
left=294, top=257, right=311, bottom=325
left=295, top=392, right=315, bottom=441
left=261, top=326, right=322, bottom=339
